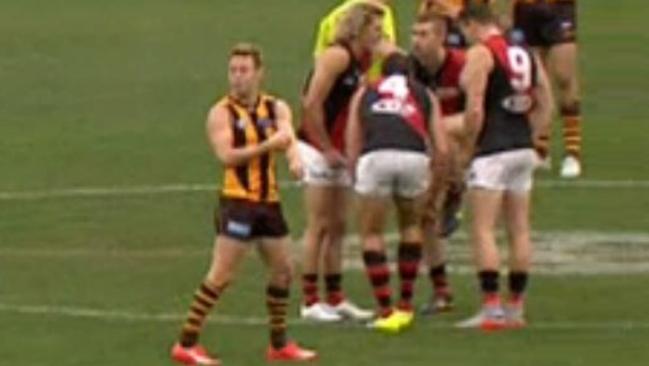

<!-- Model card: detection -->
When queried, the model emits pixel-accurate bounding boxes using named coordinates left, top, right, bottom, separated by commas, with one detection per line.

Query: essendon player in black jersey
left=410, top=12, right=468, bottom=315
left=454, top=4, right=552, bottom=330
left=346, top=53, right=448, bottom=333
left=506, top=0, right=582, bottom=177
left=297, top=2, right=384, bottom=323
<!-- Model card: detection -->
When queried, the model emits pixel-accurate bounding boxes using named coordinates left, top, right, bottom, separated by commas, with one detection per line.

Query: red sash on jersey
left=484, top=36, right=517, bottom=83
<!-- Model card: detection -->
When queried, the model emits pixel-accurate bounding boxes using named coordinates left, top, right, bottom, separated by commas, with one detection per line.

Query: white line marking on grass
left=1, top=303, right=648, bottom=330
left=1, top=179, right=649, bottom=201
left=2, top=231, right=649, bottom=274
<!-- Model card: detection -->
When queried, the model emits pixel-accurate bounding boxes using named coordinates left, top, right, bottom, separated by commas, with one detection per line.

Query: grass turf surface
left=1, top=0, right=649, bottom=365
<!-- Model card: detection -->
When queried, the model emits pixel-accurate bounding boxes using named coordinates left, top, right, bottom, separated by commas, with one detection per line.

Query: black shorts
left=215, top=197, right=289, bottom=241
left=513, top=1, right=577, bottom=47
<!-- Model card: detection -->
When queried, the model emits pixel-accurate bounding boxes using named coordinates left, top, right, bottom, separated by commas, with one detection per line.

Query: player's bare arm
left=207, top=102, right=290, bottom=167
left=460, top=45, right=493, bottom=145
left=529, top=55, right=555, bottom=155
left=275, top=99, right=304, bottom=179
left=345, top=86, right=367, bottom=178
left=426, top=91, right=451, bottom=220
left=303, top=46, right=351, bottom=154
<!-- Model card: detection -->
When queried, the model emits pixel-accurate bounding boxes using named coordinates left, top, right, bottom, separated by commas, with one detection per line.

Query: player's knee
left=206, top=269, right=234, bottom=289
left=472, top=227, right=494, bottom=245
left=400, top=225, right=423, bottom=243
left=329, top=218, right=346, bottom=238
left=305, top=217, right=328, bottom=240
left=554, top=70, right=577, bottom=96
left=362, top=234, right=384, bottom=252
left=270, top=261, right=293, bottom=287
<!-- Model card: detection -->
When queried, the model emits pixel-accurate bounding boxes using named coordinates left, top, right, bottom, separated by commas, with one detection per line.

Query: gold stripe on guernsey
left=221, top=94, right=280, bottom=203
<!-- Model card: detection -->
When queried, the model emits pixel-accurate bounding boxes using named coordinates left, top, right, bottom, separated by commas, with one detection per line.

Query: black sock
left=478, top=270, right=500, bottom=295
left=508, top=271, right=529, bottom=300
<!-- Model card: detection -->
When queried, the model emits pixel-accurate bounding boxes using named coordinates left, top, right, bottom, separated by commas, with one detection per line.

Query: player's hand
left=289, top=158, right=304, bottom=180
left=267, top=130, right=292, bottom=151
left=323, top=148, right=347, bottom=169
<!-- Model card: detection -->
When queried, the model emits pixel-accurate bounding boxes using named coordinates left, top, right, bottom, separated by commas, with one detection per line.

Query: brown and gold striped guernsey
left=221, top=93, right=280, bottom=203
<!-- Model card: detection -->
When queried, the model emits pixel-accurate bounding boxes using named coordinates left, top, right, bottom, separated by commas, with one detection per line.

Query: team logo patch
left=446, top=33, right=463, bottom=46
left=257, top=118, right=273, bottom=129
left=343, top=75, right=357, bottom=86
left=235, top=119, right=246, bottom=130
left=509, top=29, right=526, bottom=44
left=226, top=220, right=252, bottom=238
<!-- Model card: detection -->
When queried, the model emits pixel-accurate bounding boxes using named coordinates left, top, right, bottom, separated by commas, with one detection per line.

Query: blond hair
left=229, top=42, right=263, bottom=69
left=334, top=2, right=385, bottom=44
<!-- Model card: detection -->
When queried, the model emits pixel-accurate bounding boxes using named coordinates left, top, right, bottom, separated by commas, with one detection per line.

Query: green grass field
left=2, top=0, right=649, bottom=365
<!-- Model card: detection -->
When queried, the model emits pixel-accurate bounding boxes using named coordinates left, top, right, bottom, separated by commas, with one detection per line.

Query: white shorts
left=467, top=149, right=537, bottom=193
left=298, top=141, right=351, bottom=187
left=355, top=150, right=430, bottom=198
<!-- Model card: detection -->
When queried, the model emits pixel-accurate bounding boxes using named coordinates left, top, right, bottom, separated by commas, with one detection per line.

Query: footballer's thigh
left=258, top=236, right=294, bottom=288
left=546, top=42, right=580, bottom=104
left=206, top=235, right=253, bottom=288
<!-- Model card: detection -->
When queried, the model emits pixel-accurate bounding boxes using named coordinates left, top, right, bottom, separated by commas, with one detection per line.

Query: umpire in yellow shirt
left=313, top=0, right=396, bottom=57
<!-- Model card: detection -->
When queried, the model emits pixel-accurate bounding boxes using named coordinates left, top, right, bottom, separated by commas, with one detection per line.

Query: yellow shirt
left=313, top=0, right=396, bottom=57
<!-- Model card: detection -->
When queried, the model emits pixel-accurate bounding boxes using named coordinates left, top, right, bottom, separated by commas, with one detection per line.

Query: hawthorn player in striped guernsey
left=506, top=0, right=582, bottom=177
left=171, top=43, right=316, bottom=365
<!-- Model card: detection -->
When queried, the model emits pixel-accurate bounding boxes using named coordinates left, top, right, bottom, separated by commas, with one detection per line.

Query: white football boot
left=455, top=305, right=506, bottom=330
left=322, top=300, right=374, bottom=321
left=299, top=302, right=343, bottom=322
left=560, top=155, right=582, bottom=178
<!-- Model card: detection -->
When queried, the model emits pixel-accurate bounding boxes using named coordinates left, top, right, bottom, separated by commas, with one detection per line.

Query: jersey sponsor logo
left=343, top=72, right=360, bottom=86
left=235, top=119, right=246, bottom=130
left=226, top=220, right=252, bottom=238
left=502, top=93, right=534, bottom=114
left=371, top=99, right=417, bottom=116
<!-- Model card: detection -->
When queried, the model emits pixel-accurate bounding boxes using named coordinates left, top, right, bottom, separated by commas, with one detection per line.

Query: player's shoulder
left=262, top=93, right=294, bottom=117
left=317, top=44, right=353, bottom=70
left=466, top=43, right=492, bottom=62
left=210, top=96, right=237, bottom=118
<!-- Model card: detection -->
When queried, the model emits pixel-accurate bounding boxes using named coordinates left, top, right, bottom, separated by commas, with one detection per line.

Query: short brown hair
left=229, top=43, right=263, bottom=69
left=415, top=11, right=450, bottom=30
left=382, top=52, right=411, bottom=76
left=458, top=2, right=497, bottom=24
